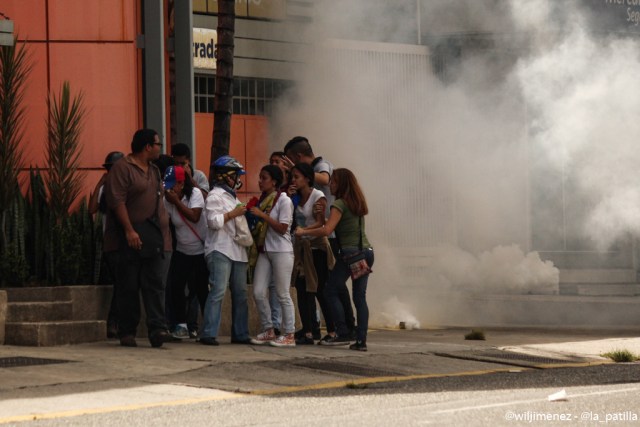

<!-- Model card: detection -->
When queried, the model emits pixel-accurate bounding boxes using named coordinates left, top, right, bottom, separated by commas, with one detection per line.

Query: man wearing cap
left=89, top=151, right=124, bottom=339
left=199, top=155, right=251, bottom=346
left=104, top=129, right=172, bottom=348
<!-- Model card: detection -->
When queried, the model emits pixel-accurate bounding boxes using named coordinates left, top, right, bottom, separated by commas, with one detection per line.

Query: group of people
left=92, top=129, right=374, bottom=351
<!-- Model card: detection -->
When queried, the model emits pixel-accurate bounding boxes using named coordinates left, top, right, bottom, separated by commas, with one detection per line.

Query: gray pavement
left=0, top=327, right=638, bottom=424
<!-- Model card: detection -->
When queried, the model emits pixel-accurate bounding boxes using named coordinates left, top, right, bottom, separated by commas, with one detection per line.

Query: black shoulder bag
left=126, top=169, right=164, bottom=259
left=337, top=217, right=372, bottom=281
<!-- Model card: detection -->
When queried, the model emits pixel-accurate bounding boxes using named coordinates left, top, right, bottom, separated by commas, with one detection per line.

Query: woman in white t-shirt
left=289, top=163, right=336, bottom=345
left=163, top=166, right=209, bottom=340
left=248, top=165, right=296, bottom=347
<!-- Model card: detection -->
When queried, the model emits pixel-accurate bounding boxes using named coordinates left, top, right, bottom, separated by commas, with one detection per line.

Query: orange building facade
left=1, top=0, right=290, bottom=202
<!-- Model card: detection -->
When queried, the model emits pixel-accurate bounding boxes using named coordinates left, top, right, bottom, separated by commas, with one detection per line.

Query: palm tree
left=0, top=37, right=30, bottom=254
left=210, top=0, right=235, bottom=179
left=46, top=81, right=85, bottom=223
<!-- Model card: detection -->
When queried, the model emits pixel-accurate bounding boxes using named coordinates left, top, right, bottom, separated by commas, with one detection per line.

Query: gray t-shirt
left=193, top=169, right=210, bottom=192
left=312, top=157, right=334, bottom=218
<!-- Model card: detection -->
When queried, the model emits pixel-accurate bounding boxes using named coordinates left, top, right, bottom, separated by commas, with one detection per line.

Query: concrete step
left=4, top=287, right=72, bottom=303
left=559, top=269, right=636, bottom=284
left=4, top=320, right=106, bottom=346
left=560, top=283, right=640, bottom=297
left=7, top=301, right=74, bottom=322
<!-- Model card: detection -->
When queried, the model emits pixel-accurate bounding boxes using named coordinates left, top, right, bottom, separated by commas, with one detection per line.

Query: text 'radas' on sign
left=193, top=28, right=217, bottom=70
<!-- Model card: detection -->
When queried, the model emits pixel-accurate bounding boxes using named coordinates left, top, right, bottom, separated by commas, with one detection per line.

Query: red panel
left=194, top=114, right=270, bottom=201
left=48, top=0, right=136, bottom=41
left=20, top=44, right=49, bottom=169
left=244, top=116, right=270, bottom=194
left=194, top=113, right=213, bottom=173
left=2, top=0, right=47, bottom=40
left=49, top=43, right=139, bottom=168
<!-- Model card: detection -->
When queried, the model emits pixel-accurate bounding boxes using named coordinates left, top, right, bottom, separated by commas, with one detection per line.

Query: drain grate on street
left=435, top=350, right=587, bottom=368
left=0, top=356, right=74, bottom=368
left=292, top=360, right=403, bottom=377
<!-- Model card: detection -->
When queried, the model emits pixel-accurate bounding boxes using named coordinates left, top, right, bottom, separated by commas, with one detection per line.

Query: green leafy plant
left=0, top=38, right=31, bottom=254
left=601, top=349, right=639, bottom=363
left=464, top=329, right=486, bottom=340
left=46, top=81, right=86, bottom=224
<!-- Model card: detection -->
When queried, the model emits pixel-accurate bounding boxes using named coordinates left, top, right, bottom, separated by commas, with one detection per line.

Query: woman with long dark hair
left=289, top=163, right=337, bottom=345
left=295, top=168, right=373, bottom=351
left=248, top=165, right=296, bottom=347
left=163, top=165, right=209, bottom=339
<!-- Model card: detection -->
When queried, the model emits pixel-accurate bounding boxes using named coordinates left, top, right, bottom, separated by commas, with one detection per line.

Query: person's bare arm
left=113, top=204, right=140, bottom=249
left=88, top=174, right=107, bottom=215
left=296, top=206, right=342, bottom=238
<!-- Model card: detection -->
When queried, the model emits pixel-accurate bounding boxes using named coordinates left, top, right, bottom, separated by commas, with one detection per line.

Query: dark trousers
left=116, top=252, right=168, bottom=337
left=326, top=248, right=374, bottom=342
left=329, top=238, right=356, bottom=332
left=295, top=249, right=335, bottom=334
left=169, top=251, right=209, bottom=324
left=104, top=251, right=119, bottom=327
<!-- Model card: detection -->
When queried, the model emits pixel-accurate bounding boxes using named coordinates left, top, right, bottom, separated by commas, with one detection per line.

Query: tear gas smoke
left=270, top=0, right=639, bottom=327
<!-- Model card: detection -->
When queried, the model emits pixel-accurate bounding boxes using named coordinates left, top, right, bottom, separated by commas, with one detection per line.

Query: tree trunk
left=210, top=0, right=235, bottom=180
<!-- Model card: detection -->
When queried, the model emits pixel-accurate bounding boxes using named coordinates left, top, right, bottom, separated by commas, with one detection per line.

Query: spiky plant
left=0, top=38, right=31, bottom=254
left=46, top=81, right=85, bottom=223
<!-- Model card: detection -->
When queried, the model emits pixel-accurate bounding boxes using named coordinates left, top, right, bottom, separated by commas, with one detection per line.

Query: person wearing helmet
left=200, top=155, right=251, bottom=346
left=88, top=150, right=125, bottom=339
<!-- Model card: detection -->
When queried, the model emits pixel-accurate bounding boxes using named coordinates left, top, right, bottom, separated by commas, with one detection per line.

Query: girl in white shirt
left=248, top=165, right=296, bottom=347
left=163, top=166, right=209, bottom=339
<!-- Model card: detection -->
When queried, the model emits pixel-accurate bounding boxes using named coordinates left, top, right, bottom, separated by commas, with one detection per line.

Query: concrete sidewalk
left=0, top=328, right=638, bottom=423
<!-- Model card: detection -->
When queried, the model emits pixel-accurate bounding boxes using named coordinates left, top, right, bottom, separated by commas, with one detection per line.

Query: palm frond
left=45, top=81, right=86, bottom=223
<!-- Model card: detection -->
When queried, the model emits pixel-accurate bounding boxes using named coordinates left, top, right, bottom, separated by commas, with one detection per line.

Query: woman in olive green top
left=295, top=168, right=373, bottom=351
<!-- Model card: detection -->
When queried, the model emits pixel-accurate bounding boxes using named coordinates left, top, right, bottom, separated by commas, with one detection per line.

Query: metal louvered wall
left=318, top=40, right=457, bottom=249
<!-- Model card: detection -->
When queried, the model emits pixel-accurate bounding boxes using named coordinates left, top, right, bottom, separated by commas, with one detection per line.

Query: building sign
left=586, top=0, right=640, bottom=33
left=193, top=28, right=217, bottom=70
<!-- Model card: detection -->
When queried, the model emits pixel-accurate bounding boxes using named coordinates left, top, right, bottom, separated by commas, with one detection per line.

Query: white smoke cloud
left=271, top=0, right=638, bottom=327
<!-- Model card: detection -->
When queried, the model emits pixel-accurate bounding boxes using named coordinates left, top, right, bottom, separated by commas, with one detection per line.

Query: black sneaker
left=294, top=329, right=305, bottom=339
left=317, top=334, right=332, bottom=345
left=319, top=335, right=351, bottom=346
left=349, top=341, right=367, bottom=351
left=312, top=329, right=322, bottom=340
left=230, top=338, right=252, bottom=345
left=189, top=330, right=198, bottom=339
left=295, top=335, right=314, bottom=345
left=149, top=329, right=170, bottom=348
left=199, top=337, right=219, bottom=346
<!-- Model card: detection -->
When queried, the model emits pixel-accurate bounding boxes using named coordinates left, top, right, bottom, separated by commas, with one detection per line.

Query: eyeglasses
left=152, top=142, right=163, bottom=147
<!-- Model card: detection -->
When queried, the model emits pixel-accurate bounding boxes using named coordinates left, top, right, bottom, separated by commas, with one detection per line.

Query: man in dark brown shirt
left=104, top=129, right=172, bottom=348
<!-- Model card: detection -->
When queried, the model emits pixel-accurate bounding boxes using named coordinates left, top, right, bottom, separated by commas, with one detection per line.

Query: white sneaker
left=269, top=334, right=296, bottom=348
left=250, top=330, right=275, bottom=345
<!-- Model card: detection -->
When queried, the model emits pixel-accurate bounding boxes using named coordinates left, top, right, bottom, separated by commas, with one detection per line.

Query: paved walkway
left=0, top=328, right=638, bottom=424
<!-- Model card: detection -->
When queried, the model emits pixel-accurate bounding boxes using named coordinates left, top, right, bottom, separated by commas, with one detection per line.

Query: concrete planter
left=0, top=290, right=6, bottom=345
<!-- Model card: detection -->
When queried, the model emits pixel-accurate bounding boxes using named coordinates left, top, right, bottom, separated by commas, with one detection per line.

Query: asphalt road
left=1, top=328, right=639, bottom=426
left=6, top=364, right=639, bottom=427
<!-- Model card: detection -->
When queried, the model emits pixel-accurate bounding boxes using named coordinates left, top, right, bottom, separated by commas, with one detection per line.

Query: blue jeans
left=325, top=248, right=374, bottom=342
left=202, top=251, right=249, bottom=340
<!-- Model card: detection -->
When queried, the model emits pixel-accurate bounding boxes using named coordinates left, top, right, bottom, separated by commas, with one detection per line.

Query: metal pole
left=143, top=0, right=166, bottom=146
left=174, top=0, right=196, bottom=165
left=416, top=0, right=421, bottom=45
